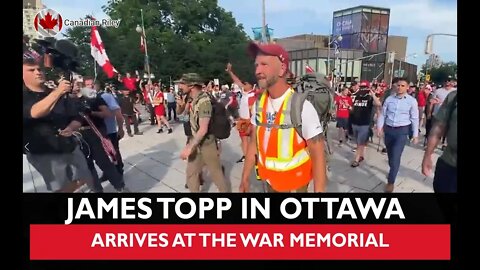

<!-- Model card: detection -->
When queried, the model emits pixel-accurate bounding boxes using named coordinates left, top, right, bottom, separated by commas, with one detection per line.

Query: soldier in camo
left=176, top=73, right=229, bottom=192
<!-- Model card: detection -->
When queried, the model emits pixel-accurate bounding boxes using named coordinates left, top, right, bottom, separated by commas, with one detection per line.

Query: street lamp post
left=327, top=35, right=342, bottom=78
left=398, top=53, right=417, bottom=77
left=262, top=0, right=266, bottom=43
left=136, top=9, right=151, bottom=78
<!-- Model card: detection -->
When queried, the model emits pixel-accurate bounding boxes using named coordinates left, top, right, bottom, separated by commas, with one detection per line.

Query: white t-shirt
left=250, top=89, right=323, bottom=141
left=239, top=89, right=255, bottom=119
left=433, top=88, right=456, bottom=115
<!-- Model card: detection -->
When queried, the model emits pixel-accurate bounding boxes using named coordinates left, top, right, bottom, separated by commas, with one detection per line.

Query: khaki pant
left=186, top=141, right=229, bottom=192
left=264, top=182, right=309, bottom=193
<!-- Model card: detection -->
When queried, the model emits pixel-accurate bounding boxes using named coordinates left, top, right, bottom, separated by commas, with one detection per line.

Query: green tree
left=421, top=62, right=457, bottom=84
left=65, top=0, right=255, bottom=87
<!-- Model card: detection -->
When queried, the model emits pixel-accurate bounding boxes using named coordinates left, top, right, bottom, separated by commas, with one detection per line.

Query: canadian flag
left=305, top=65, right=315, bottom=73
left=91, top=25, right=118, bottom=78
left=140, top=34, right=145, bottom=52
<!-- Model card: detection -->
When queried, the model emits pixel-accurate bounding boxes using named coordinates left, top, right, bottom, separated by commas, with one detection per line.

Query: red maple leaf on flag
left=39, top=12, right=58, bottom=30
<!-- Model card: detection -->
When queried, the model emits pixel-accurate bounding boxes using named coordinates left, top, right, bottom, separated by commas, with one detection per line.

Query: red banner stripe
left=30, top=224, right=450, bottom=260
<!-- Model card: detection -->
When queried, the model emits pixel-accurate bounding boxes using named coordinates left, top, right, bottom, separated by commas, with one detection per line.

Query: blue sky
left=42, top=0, right=457, bottom=68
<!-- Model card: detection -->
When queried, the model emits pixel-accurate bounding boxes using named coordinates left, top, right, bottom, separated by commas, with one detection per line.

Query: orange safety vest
left=255, top=89, right=312, bottom=191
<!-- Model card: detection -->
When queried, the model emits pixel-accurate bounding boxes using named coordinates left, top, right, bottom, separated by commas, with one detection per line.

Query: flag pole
left=88, top=14, right=98, bottom=84
left=140, top=9, right=151, bottom=78
left=94, top=62, right=97, bottom=83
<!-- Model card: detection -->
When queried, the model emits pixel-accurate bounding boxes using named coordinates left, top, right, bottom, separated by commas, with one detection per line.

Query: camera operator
left=23, top=57, right=94, bottom=192
left=70, top=82, right=129, bottom=193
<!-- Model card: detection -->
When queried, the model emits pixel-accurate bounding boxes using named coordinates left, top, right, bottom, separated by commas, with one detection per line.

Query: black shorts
left=336, top=117, right=349, bottom=129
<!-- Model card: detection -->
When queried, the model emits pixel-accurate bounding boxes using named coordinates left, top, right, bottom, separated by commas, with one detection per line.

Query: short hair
left=23, top=58, right=40, bottom=66
left=397, top=77, right=410, bottom=85
left=392, top=77, right=401, bottom=84
left=83, top=76, right=94, bottom=82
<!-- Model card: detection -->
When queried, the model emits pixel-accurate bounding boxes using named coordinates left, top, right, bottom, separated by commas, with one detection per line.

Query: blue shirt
left=377, top=94, right=419, bottom=137
left=100, top=92, right=121, bottom=135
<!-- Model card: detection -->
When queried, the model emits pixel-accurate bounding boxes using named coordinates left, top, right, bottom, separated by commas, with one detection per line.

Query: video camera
left=33, top=37, right=80, bottom=82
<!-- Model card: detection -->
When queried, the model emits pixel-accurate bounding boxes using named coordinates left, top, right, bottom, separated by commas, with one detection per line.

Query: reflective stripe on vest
left=247, top=90, right=258, bottom=118
left=255, top=88, right=312, bottom=191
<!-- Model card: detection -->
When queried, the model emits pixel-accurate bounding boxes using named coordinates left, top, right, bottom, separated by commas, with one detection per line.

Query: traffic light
left=425, top=35, right=433, bottom=54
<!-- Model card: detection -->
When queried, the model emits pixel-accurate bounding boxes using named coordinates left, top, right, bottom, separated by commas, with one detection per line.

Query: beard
left=258, top=75, right=278, bottom=89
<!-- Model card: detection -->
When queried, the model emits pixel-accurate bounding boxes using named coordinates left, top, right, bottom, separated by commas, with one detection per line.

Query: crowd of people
left=23, top=42, right=457, bottom=193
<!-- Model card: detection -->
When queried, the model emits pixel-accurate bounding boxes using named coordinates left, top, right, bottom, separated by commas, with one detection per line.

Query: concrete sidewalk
left=23, top=117, right=441, bottom=193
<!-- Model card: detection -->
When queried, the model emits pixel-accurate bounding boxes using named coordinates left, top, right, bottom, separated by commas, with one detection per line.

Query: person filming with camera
left=23, top=56, right=94, bottom=193
left=70, top=81, right=129, bottom=193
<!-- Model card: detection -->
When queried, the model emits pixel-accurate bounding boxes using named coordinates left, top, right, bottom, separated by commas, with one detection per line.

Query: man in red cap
left=240, top=43, right=327, bottom=193
left=349, top=80, right=381, bottom=167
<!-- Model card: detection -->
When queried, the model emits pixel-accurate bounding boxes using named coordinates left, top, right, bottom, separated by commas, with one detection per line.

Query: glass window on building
left=296, top=60, right=302, bottom=77
left=317, top=58, right=327, bottom=75
left=346, top=60, right=354, bottom=83
left=307, top=58, right=317, bottom=73
left=302, top=59, right=309, bottom=76
left=352, top=60, right=361, bottom=81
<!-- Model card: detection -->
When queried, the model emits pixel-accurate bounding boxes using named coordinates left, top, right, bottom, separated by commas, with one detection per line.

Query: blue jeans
left=433, top=158, right=457, bottom=193
left=384, top=125, right=410, bottom=184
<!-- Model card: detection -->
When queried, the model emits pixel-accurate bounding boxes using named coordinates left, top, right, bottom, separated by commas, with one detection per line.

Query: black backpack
left=188, top=93, right=231, bottom=140
left=205, top=93, right=231, bottom=140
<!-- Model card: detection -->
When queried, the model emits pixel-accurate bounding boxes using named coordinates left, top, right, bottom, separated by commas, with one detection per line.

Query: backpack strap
left=290, top=92, right=305, bottom=138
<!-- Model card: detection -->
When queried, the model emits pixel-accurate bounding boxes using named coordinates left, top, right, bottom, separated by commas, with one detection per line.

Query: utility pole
left=262, top=0, right=267, bottom=43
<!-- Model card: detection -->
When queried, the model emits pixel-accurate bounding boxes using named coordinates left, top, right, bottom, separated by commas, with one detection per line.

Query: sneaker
left=350, top=161, right=360, bottom=167
left=128, top=133, right=133, bottom=137
left=167, top=128, right=173, bottom=134
left=384, top=183, right=394, bottom=193
left=185, top=177, right=205, bottom=189
left=338, top=140, right=343, bottom=147
left=381, top=148, right=387, bottom=154
left=116, top=187, right=131, bottom=193
left=157, top=129, right=163, bottom=133
left=352, top=149, right=356, bottom=153
left=236, top=156, right=245, bottom=163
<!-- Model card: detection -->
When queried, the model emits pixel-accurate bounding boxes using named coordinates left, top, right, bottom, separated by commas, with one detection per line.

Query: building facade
left=23, top=0, right=43, bottom=42
left=276, top=5, right=417, bottom=85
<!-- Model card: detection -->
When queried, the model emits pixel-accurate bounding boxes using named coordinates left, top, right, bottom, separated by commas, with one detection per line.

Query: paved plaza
left=23, top=113, right=441, bottom=193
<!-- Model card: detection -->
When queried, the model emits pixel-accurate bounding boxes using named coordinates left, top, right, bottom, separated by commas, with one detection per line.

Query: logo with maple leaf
left=33, top=9, right=63, bottom=37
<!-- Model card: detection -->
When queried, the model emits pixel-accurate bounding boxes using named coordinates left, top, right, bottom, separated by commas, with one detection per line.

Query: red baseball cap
left=248, top=42, right=289, bottom=67
left=359, top=80, right=370, bottom=88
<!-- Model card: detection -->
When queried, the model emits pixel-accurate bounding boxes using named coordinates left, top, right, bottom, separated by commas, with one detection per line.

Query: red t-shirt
left=417, top=91, right=427, bottom=107
left=154, top=91, right=164, bottom=104
left=122, top=77, right=137, bottom=91
left=335, top=95, right=353, bottom=119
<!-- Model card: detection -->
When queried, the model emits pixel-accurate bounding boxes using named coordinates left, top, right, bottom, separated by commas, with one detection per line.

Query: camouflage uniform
left=175, top=73, right=228, bottom=192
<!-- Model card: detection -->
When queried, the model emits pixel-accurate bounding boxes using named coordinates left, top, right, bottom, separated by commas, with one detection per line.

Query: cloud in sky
left=42, top=0, right=457, bottom=67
